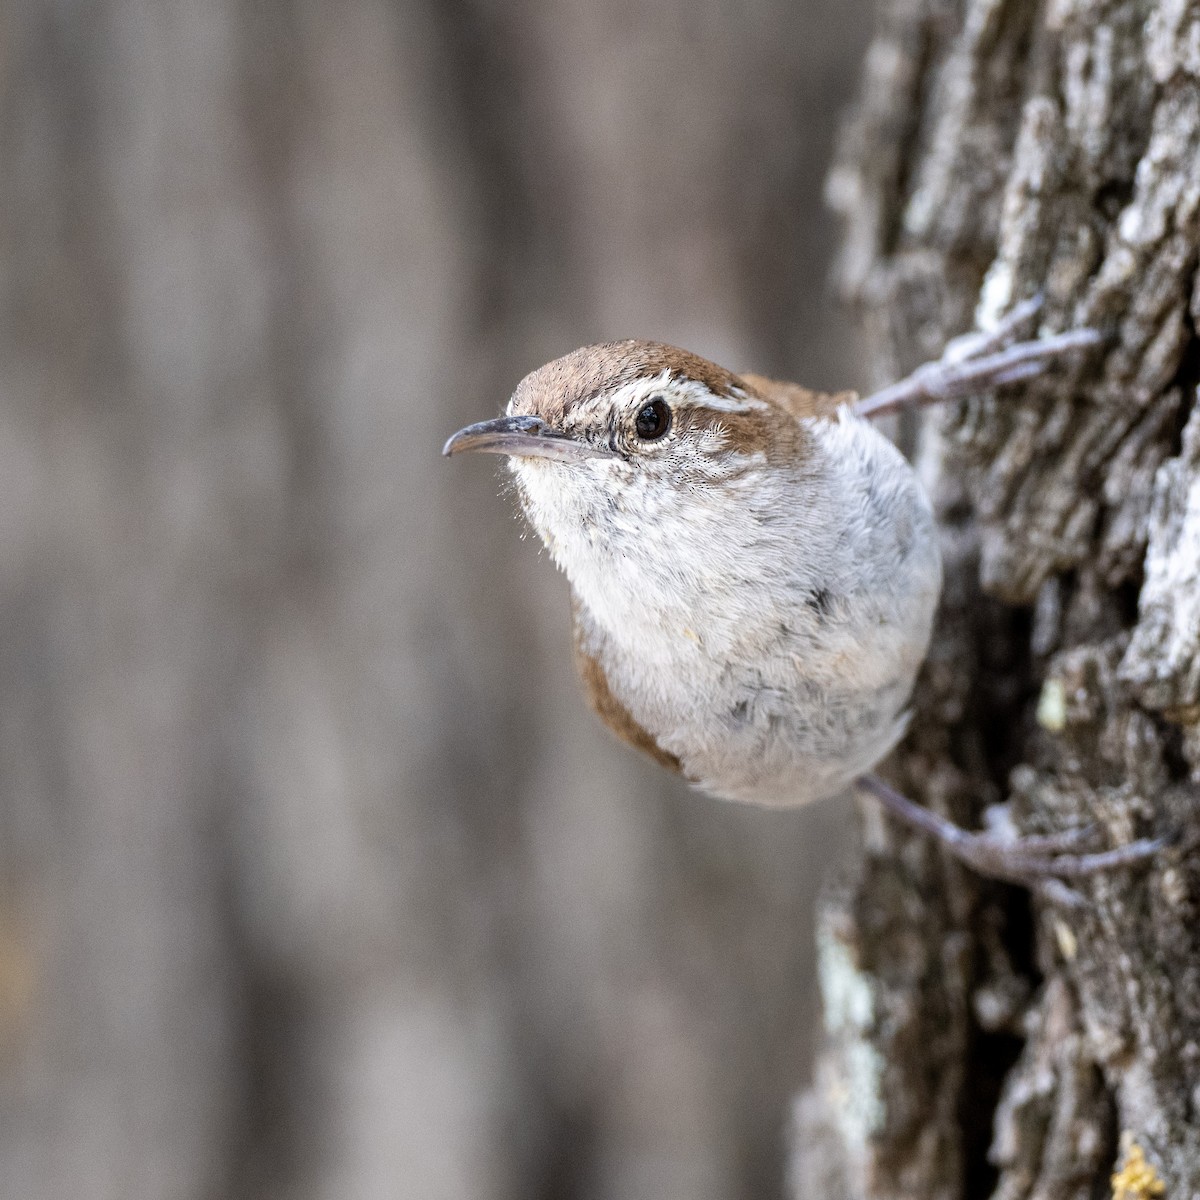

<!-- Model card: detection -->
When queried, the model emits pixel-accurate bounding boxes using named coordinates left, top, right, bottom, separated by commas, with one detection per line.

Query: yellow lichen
left=1112, top=1136, right=1166, bottom=1200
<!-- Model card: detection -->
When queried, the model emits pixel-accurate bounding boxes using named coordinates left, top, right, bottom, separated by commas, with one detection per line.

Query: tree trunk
left=792, top=2, right=1200, bottom=1198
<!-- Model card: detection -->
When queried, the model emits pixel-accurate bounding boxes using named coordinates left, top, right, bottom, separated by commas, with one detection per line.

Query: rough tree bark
left=792, top=2, right=1200, bottom=1199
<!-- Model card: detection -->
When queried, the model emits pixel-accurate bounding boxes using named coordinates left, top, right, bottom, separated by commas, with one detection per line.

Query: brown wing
left=570, top=595, right=683, bottom=775
left=739, top=373, right=855, bottom=422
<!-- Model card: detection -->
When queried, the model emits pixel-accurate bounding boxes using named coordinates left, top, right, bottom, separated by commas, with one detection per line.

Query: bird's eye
left=634, top=397, right=671, bottom=441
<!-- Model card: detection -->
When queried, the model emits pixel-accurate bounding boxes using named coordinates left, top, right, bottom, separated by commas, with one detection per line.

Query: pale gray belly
left=595, top=618, right=925, bottom=809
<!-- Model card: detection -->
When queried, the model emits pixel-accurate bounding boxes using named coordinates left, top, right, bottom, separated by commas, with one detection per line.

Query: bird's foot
left=854, top=295, right=1103, bottom=421
left=858, top=774, right=1167, bottom=906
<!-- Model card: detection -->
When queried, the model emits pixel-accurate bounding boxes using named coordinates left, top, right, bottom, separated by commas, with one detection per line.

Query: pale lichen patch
left=817, top=917, right=885, bottom=1149
left=1037, top=676, right=1068, bottom=732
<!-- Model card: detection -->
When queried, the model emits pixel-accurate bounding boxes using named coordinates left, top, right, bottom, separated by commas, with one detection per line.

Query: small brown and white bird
left=444, top=301, right=1163, bottom=886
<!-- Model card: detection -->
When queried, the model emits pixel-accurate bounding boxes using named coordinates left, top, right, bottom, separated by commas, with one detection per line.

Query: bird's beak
left=442, top=414, right=616, bottom=463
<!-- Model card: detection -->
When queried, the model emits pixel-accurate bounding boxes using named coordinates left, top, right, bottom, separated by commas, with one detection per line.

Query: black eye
left=634, top=397, right=671, bottom=441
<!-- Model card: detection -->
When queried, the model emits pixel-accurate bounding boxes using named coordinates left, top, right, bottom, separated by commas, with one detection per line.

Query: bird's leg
left=857, top=774, right=1168, bottom=898
left=854, top=296, right=1103, bottom=421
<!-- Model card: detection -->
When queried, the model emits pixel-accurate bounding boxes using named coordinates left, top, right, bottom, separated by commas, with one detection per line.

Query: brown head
left=442, top=339, right=814, bottom=470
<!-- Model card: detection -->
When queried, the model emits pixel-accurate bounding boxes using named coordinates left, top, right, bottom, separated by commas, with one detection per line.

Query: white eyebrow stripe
left=609, top=372, right=769, bottom=414
left=695, top=390, right=768, bottom=413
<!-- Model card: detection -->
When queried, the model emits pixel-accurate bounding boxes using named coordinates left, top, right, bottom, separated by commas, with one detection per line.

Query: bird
left=443, top=298, right=1164, bottom=889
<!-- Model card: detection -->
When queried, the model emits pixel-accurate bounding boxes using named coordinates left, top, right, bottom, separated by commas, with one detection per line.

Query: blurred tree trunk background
left=793, top=1, right=1200, bottom=1198
left=0, top=2, right=874, bottom=1200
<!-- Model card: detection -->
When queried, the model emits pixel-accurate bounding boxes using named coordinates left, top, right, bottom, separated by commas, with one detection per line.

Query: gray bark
left=792, top=2, right=1200, bottom=1198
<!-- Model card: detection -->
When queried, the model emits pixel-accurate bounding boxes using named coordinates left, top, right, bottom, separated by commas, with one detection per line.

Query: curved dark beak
left=442, top=414, right=615, bottom=462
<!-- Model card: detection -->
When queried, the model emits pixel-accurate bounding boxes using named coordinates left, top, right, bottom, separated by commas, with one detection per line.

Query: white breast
left=513, top=410, right=942, bottom=807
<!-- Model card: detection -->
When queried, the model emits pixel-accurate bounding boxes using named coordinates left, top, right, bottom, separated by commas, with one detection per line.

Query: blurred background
left=0, top=1, right=875, bottom=1197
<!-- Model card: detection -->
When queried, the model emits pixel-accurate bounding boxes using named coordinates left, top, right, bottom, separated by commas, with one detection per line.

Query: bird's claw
left=858, top=775, right=1167, bottom=899
left=942, top=293, right=1043, bottom=364
left=948, top=827, right=1167, bottom=891
left=854, top=295, right=1103, bottom=420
